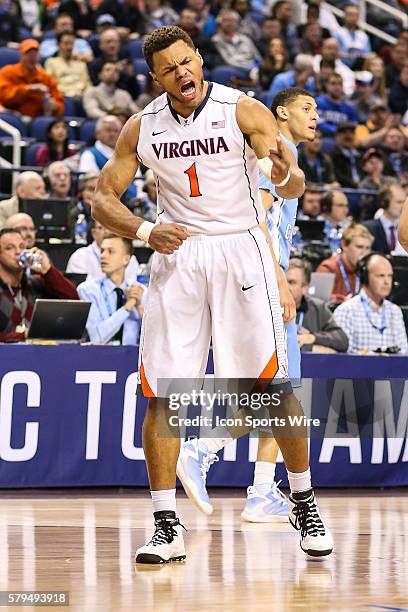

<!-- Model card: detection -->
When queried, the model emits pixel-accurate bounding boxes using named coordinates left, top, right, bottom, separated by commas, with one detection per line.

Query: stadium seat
left=30, top=116, right=78, bottom=140
left=64, top=97, right=77, bottom=116
left=211, top=66, right=249, bottom=86
left=0, top=47, right=19, bottom=68
left=133, top=58, right=149, bottom=76
left=256, top=91, right=269, bottom=107
left=25, top=143, right=43, bottom=166
left=79, top=120, right=96, bottom=145
left=0, top=112, right=28, bottom=137
left=129, top=39, right=144, bottom=60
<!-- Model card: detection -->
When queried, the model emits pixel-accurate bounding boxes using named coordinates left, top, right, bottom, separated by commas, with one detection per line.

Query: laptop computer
left=308, top=272, right=335, bottom=303
left=27, top=299, right=91, bottom=342
left=297, top=220, right=325, bottom=242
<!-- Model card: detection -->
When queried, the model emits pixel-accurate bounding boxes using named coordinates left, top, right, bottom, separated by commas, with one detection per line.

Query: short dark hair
left=287, top=257, right=312, bottom=285
left=102, top=233, right=133, bottom=256
left=57, top=30, right=74, bottom=45
left=271, top=87, right=314, bottom=117
left=0, top=228, right=23, bottom=240
left=143, top=26, right=195, bottom=71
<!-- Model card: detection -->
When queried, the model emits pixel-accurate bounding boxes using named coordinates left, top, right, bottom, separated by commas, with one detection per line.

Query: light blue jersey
left=259, top=133, right=301, bottom=384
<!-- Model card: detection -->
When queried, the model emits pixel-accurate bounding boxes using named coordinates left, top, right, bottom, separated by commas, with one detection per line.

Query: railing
left=323, top=0, right=407, bottom=45
left=0, top=118, right=21, bottom=192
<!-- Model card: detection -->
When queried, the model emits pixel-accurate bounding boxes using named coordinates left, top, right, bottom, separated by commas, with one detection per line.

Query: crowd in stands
left=0, top=0, right=406, bottom=355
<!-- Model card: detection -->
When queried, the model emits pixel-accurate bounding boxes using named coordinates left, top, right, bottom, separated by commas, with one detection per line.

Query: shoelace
left=293, top=496, right=326, bottom=539
left=200, top=453, right=219, bottom=482
left=148, top=517, right=187, bottom=547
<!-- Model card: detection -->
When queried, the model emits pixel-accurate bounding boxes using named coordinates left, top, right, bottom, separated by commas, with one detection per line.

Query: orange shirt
left=0, top=63, right=64, bottom=118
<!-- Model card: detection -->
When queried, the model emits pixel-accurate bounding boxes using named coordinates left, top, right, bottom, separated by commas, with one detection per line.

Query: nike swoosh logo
left=242, top=284, right=256, bottom=291
left=152, top=130, right=167, bottom=136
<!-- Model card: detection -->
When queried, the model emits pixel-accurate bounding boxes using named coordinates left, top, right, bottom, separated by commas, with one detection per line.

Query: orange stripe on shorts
left=140, top=363, right=155, bottom=397
left=258, top=351, right=278, bottom=380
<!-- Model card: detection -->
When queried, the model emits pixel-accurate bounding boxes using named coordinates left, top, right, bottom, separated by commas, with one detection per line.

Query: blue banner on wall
left=0, top=346, right=407, bottom=488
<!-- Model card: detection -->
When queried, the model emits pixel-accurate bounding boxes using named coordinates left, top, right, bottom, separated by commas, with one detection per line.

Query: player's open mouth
left=180, top=80, right=196, bottom=99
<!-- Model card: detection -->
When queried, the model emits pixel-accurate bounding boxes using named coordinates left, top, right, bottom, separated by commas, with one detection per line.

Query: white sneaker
left=241, top=482, right=289, bottom=522
left=177, top=439, right=219, bottom=515
left=135, top=511, right=186, bottom=564
left=288, top=489, right=333, bottom=557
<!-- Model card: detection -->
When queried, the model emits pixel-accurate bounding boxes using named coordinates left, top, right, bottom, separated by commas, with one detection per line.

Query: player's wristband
left=276, top=170, right=291, bottom=188
left=136, top=221, right=155, bottom=243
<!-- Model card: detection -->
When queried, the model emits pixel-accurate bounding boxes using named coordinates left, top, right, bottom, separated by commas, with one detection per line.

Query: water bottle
left=329, top=227, right=342, bottom=254
left=18, top=251, right=42, bottom=271
left=75, top=214, right=88, bottom=245
left=136, top=263, right=149, bottom=287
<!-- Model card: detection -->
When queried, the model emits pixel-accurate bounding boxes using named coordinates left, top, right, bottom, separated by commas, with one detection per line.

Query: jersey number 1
left=184, top=163, right=202, bottom=197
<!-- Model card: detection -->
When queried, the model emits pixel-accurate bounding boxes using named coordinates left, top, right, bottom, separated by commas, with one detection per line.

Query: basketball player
left=92, top=26, right=333, bottom=563
left=177, top=88, right=320, bottom=523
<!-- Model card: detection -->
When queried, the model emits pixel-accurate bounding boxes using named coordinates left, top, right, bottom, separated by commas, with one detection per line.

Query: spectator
left=39, top=13, right=93, bottom=62
left=334, top=253, right=408, bottom=354
left=258, top=37, right=289, bottom=91
left=317, top=223, right=373, bottom=305
left=135, top=73, right=164, bottom=110
left=0, top=39, right=64, bottom=118
left=313, top=38, right=355, bottom=96
left=94, top=6, right=146, bottom=39
left=330, top=122, right=362, bottom=188
left=363, top=54, right=386, bottom=100
left=211, top=9, right=261, bottom=73
left=185, top=0, right=217, bottom=39
left=286, top=258, right=349, bottom=352
left=83, top=61, right=139, bottom=120
left=297, top=186, right=323, bottom=220
left=271, top=1, right=299, bottom=59
left=385, top=42, right=408, bottom=88
left=300, top=0, right=339, bottom=36
left=17, top=0, right=43, bottom=37
left=44, top=31, right=91, bottom=98
left=316, top=73, right=359, bottom=135
left=256, top=17, right=281, bottom=56
left=363, top=184, right=405, bottom=254
left=389, top=61, right=408, bottom=116
left=320, top=190, right=351, bottom=239
left=58, top=0, right=95, bottom=36
left=0, top=172, right=46, bottom=228
left=5, top=213, right=36, bottom=249
left=69, top=172, right=98, bottom=227
left=360, top=149, right=394, bottom=220
left=334, top=4, right=371, bottom=67
left=143, top=0, right=179, bottom=33
left=231, top=0, right=260, bottom=41
left=298, top=128, right=337, bottom=186
left=66, top=220, right=139, bottom=279
left=34, top=119, right=76, bottom=167
left=381, top=127, right=408, bottom=179
left=0, top=228, right=78, bottom=342
left=178, top=8, right=219, bottom=70
left=355, top=102, right=400, bottom=149
left=79, top=115, right=123, bottom=174
left=45, top=161, right=71, bottom=200
left=351, top=70, right=381, bottom=123
left=78, top=234, right=144, bottom=344
left=265, top=54, right=315, bottom=107
left=87, top=27, right=139, bottom=99
left=0, top=0, right=20, bottom=46
left=299, top=22, right=323, bottom=56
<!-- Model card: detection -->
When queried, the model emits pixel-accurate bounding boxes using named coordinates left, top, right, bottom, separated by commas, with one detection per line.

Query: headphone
left=357, top=252, right=392, bottom=286
left=320, top=191, right=333, bottom=214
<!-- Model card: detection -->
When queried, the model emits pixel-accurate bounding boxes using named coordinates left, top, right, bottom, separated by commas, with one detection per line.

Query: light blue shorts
left=285, top=318, right=301, bottom=387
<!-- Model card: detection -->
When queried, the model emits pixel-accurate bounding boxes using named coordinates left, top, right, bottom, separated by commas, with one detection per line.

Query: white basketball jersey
left=137, top=82, right=264, bottom=235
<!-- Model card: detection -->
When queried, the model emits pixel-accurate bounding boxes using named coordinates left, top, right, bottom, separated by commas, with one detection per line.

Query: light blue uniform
left=259, top=134, right=301, bottom=385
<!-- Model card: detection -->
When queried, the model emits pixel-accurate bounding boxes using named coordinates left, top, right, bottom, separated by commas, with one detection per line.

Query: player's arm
left=236, top=96, right=305, bottom=200
left=398, top=194, right=408, bottom=253
left=259, top=189, right=296, bottom=323
left=92, top=114, right=189, bottom=254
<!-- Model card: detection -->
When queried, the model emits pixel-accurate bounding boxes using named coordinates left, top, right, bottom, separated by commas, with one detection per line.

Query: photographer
left=0, top=228, right=78, bottom=342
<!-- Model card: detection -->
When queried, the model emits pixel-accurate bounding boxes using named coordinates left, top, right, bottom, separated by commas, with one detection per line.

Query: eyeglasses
left=333, top=204, right=349, bottom=208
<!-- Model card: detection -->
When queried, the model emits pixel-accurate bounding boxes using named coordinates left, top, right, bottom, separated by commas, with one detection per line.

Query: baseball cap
left=363, top=147, right=385, bottom=162
left=96, top=14, right=116, bottom=26
left=19, top=39, right=40, bottom=54
left=369, top=100, right=388, bottom=112
left=337, top=121, right=357, bottom=132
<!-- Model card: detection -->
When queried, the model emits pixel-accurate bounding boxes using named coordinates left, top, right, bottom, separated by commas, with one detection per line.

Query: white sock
left=151, top=489, right=176, bottom=513
left=199, top=438, right=228, bottom=454
left=253, top=461, right=276, bottom=495
left=287, top=468, right=312, bottom=494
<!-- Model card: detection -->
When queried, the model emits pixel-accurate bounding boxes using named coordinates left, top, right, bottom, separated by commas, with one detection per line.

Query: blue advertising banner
left=0, top=346, right=407, bottom=488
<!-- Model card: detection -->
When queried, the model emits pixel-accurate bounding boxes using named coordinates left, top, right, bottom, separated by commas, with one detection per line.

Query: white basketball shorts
left=138, top=227, right=288, bottom=397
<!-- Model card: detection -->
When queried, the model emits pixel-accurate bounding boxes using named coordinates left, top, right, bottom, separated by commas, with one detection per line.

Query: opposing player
left=177, top=88, right=320, bottom=524
left=92, top=26, right=333, bottom=563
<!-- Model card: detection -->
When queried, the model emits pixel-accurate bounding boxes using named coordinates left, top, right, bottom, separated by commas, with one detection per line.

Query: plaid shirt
left=0, top=267, right=78, bottom=342
left=333, top=289, right=408, bottom=354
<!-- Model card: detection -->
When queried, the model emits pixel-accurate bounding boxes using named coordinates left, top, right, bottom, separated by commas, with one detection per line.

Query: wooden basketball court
left=0, top=489, right=407, bottom=611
